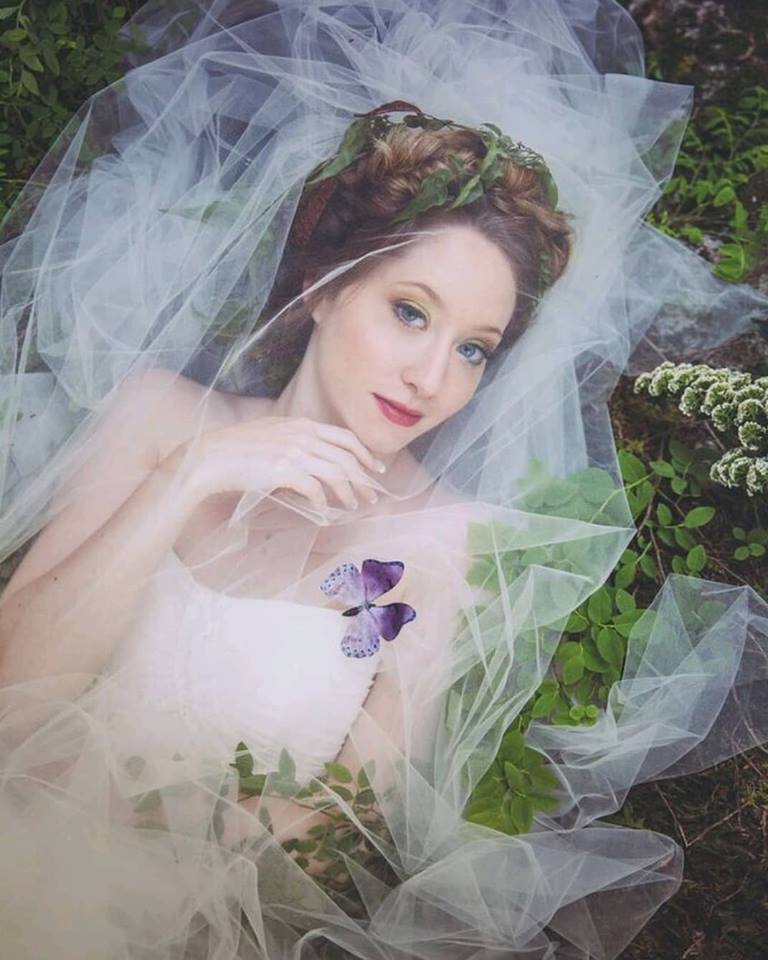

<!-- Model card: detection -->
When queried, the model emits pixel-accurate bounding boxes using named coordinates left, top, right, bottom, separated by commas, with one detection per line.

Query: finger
left=283, top=475, right=329, bottom=514
left=306, top=441, right=384, bottom=502
left=304, top=458, right=359, bottom=510
left=312, top=423, right=386, bottom=474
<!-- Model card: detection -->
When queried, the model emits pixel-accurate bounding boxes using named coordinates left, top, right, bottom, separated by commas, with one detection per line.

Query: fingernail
left=376, top=461, right=387, bottom=472
left=369, top=492, right=378, bottom=503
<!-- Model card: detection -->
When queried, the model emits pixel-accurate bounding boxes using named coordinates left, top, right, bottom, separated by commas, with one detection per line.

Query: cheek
left=334, top=307, right=395, bottom=369
left=445, top=381, right=478, bottom=417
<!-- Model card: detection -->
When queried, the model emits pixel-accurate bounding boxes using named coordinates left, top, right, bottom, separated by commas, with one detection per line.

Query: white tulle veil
left=1, top=1, right=767, bottom=958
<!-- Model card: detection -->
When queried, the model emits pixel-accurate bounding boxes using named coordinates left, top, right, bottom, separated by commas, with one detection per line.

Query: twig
left=655, top=783, right=689, bottom=848
left=648, top=527, right=666, bottom=580
left=688, top=799, right=753, bottom=847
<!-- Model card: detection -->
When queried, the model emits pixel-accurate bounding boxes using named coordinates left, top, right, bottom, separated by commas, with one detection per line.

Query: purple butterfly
left=320, top=559, right=416, bottom=658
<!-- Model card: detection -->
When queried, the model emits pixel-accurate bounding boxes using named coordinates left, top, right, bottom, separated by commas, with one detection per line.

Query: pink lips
left=373, top=394, right=423, bottom=426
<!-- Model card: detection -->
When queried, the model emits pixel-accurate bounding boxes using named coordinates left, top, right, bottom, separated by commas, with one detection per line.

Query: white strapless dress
left=106, top=550, right=381, bottom=785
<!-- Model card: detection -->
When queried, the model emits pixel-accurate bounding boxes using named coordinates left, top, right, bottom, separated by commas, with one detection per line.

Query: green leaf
left=231, top=741, right=256, bottom=774
left=656, top=503, right=673, bottom=527
left=510, top=795, right=534, bottom=833
left=20, top=67, right=39, bottom=95
left=670, top=476, right=687, bottom=495
left=295, top=839, right=318, bottom=854
left=686, top=544, right=707, bottom=573
left=0, top=9, right=19, bottom=21
left=42, top=45, right=60, bottom=76
left=713, top=184, right=736, bottom=207
left=596, top=628, right=624, bottom=671
left=657, top=527, right=675, bottom=547
left=650, top=460, right=676, bottom=479
left=238, top=774, right=267, bottom=795
left=521, top=746, right=546, bottom=770
left=356, top=767, right=370, bottom=789
left=569, top=705, right=585, bottom=721
left=734, top=545, right=751, bottom=561
left=732, top=526, right=746, bottom=541
left=499, top=728, right=526, bottom=765
left=582, top=643, right=609, bottom=672
left=564, top=609, right=588, bottom=633
left=531, top=692, right=557, bottom=719
left=529, top=765, right=560, bottom=793
left=330, top=785, right=354, bottom=802
left=1, top=27, right=27, bottom=41
left=19, top=48, right=43, bottom=72
left=614, top=588, right=636, bottom=613
left=683, top=506, right=716, bottom=528
left=749, top=542, right=765, bottom=557
left=587, top=587, right=612, bottom=625
left=504, top=762, right=527, bottom=793
left=669, top=440, right=693, bottom=466
left=674, top=527, right=697, bottom=550
left=639, top=554, right=658, bottom=579
left=562, top=655, right=585, bottom=685
left=715, top=243, right=747, bottom=281
left=277, top=749, right=296, bottom=781
left=614, top=562, right=636, bottom=589
left=556, top=641, right=583, bottom=662
left=618, top=450, right=647, bottom=484
left=355, top=788, right=376, bottom=806
left=305, top=119, right=371, bottom=184
left=324, top=762, right=353, bottom=783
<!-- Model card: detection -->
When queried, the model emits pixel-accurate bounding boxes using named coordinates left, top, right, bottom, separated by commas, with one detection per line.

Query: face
left=305, top=224, right=518, bottom=455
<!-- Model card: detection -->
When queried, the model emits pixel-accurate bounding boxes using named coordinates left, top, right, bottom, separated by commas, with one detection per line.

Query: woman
left=0, top=1, right=766, bottom=958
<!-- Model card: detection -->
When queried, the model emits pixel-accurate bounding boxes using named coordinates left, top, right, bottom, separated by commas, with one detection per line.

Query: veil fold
left=1, top=2, right=767, bottom=958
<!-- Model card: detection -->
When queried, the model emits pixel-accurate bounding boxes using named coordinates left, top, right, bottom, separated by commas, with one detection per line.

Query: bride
left=0, top=1, right=767, bottom=958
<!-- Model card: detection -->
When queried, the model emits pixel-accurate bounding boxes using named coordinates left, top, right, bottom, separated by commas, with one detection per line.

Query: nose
left=402, top=340, right=451, bottom=399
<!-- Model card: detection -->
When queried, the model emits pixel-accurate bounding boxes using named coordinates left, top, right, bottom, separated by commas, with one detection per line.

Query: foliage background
left=1, top=1, right=767, bottom=957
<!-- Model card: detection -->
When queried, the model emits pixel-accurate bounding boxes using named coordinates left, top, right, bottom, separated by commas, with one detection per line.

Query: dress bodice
left=107, top=550, right=381, bottom=784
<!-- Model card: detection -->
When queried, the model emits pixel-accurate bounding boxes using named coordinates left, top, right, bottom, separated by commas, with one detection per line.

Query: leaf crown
left=290, top=100, right=560, bottom=270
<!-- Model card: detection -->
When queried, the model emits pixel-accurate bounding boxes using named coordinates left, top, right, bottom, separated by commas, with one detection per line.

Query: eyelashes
left=391, top=301, right=492, bottom=366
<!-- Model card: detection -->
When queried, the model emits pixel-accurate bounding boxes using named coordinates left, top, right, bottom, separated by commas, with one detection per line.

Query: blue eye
left=392, top=301, right=491, bottom=367
left=393, top=301, right=427, bottom=328
left=458, top=343, right=489, bottom=365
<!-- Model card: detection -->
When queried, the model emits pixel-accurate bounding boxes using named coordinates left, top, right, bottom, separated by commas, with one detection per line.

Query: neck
left=271, top=350, right=401, bottom=471
left=271, top=363, right=334, bottom=423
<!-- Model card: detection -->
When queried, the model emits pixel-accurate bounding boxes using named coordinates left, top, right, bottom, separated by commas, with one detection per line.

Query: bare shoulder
left=126, top=369, right=272, bottom=464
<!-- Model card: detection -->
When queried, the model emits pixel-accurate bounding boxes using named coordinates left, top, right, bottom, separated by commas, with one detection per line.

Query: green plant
left=731, top=524, right=767, bottom=561
left=457, top=440, right=755, bottom=836
left=0, top=1, right=146, bottom=222
left=227, top=743, right=397, bottom=909
left=645, top=85, right=768, bottom=282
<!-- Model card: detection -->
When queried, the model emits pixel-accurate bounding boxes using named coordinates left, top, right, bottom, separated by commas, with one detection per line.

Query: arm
left=0, top=371, right=215, bottom=698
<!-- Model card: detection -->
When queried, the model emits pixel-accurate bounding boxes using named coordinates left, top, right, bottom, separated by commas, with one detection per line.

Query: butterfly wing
left=340, top=609, right=382, bottom=659
left=320, top=561, right=365, bottom=607
left=361, top=559, right=405, bottom=602
left=369, top=602, right=416, bottom=641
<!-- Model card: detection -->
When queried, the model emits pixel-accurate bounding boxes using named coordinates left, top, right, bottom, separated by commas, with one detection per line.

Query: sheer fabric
left=1, top=2, right=768, bottom=958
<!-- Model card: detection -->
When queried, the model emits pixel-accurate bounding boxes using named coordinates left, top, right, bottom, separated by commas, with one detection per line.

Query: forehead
left=367, top=226, right=518, bottom=320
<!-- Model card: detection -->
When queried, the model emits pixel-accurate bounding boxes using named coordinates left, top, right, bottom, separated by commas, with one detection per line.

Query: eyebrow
left=398, top=281, right=505, bottom=338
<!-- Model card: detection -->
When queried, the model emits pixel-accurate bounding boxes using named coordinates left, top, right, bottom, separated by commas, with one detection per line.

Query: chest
left=171, top=495, right=413, bottom=605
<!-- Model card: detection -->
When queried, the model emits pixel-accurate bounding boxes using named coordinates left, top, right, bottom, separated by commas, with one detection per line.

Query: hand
left=164, top=416, right=387, bottom=515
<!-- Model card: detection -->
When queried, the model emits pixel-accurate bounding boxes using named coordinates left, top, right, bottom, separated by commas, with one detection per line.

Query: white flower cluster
left=633, top=361, right=768, bottom=497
